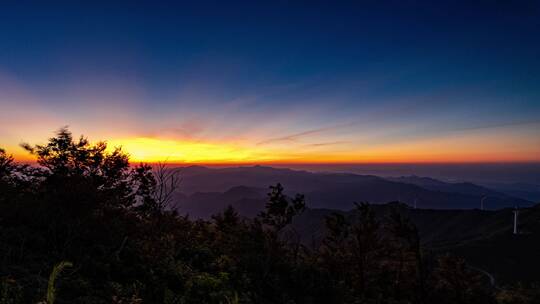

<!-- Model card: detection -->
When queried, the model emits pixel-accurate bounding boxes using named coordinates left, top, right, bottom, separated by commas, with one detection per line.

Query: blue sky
left=1, top=1, right=539, bottom=163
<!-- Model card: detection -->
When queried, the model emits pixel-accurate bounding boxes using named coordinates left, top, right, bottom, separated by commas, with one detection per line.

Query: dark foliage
left=0, top=129, right=536, bottom=303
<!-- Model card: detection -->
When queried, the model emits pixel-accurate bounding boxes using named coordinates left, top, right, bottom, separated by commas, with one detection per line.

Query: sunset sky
left=1, top=2, right=539, bottom=164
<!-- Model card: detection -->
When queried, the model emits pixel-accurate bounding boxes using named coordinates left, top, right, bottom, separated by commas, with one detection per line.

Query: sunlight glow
left=106, top=137, right=275, bottom=164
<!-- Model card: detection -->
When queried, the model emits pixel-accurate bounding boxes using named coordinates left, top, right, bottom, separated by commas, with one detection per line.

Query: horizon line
left=14, top=158, right=540, bottom=167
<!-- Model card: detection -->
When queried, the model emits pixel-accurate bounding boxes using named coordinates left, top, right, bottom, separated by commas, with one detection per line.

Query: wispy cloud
left=305, top=141, right=351, bottom=147
left=450, top=119, right=540, bottom=133
left=256, top=122, right=355, bottom=146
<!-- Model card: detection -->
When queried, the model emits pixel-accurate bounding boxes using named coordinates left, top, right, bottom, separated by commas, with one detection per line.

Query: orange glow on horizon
left=7, top=135, right=540, bottom=165
left=105, top=137, right=280, bottom=164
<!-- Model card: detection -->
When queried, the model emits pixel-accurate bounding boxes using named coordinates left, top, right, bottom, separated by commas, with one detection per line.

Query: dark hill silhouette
left=178, top=186, right=266, bottom=218
left=292, top=203, right=540, bottom=284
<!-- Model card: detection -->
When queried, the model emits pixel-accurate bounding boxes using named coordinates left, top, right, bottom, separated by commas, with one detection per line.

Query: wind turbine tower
left=513, top=207, right=519, bottom=235
left=481, top=196, right=487, bottom=210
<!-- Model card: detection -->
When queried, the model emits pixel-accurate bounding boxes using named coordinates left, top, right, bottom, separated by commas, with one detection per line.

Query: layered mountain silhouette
left=481, top=182, right=540, bottom=202
left=174, top=166, right=532, bottom=219
left=385, top=175, right=509, bottom=198
left=171, top=165, right=539, bottom=284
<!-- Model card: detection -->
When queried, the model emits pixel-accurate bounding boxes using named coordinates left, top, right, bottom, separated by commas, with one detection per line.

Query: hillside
left=291, top=203, right=540, bottom=285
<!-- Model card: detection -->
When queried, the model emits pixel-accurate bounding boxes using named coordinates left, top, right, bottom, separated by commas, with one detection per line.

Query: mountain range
left=173, top=165, right=533, bottom=219
left=170, top=165, right=540, bottom=284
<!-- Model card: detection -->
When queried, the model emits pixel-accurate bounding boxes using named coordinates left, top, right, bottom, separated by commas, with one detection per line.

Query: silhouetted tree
left=496, top=283, right=540, bottom=304
left=388, top=208, right=426, bottom=303
left=0, top=148, right=14, bottom=178
left=258, top=183, right=305, bottom=232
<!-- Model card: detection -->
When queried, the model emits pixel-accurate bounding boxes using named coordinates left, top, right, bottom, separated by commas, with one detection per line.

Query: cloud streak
left=449, top=119, right=540, bottom=133
left=305, top=141, right=351, bottom=147
left=256, top=122, right=356, bottom=146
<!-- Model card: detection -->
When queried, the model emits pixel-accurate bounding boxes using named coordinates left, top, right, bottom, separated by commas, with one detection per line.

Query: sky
left=1, top=1, right=539, bottom=164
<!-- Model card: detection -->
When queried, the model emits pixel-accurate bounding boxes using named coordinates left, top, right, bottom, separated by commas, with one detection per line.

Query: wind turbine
left=480, top=196, right=487, bottom=210
left=513, top=207, right=519, bottom=235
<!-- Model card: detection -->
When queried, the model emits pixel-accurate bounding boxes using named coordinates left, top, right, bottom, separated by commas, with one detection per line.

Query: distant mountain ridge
left=384, top=175, right=512, bottom=199
left=173, top=166, right=531, bottom=218
left=481, top=182, right=540, bottom=202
